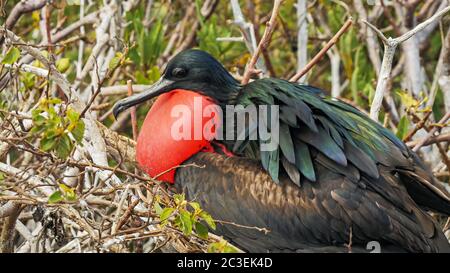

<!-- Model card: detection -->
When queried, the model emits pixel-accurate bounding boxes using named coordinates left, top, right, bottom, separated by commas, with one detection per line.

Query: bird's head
left=112, top=49, right=237, bottom=183
left=113, top=49, right=240, bottom=118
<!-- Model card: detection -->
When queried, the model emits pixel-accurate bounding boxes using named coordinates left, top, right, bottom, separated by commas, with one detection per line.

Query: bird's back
left=175, top=152, right=450, bottom=253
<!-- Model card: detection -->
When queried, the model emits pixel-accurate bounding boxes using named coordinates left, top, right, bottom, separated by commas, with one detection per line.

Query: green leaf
left=56, top=58, right=70, bottom=73
left=33, top=114, right=46, bottom=127
left=207, top=240, right=239, bottom=253
left=154, top=201, right=163, bottom=215
left=41, top=136, right=56, bottom=151
left=189, top=202, right=200, bottom=211
left=179, top=210, right=193, bottom=236
left=160, top=207, right=174, bottom=222
left=48, top=190, right=63, bottom=203
left=66, top=108, right=80, bottom=123
left=2, top=47, right=20, bottom=64
left=71, top=121, right=85, bottom=143
left=200, top=211, right=216, bottom=230
left=195, top=222, right=209, bottom=239
left=135, top=71, right=151, bottom=84
left=20, top=72, right=36, bottom=89
left=397, top=90, right=420, bottom=109
left=147, top=66, right=161, bottom=83
left=396, top=116, right=409, bottom=140
left=109, top=53, right=123, bottom=70
left=173, top=194, right=185, bottom=205
left=55, top=134, right=72, bottom=159
left=59, top=183, right=76, bottom=201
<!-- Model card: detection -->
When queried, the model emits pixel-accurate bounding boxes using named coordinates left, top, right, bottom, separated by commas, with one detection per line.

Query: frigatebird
left=113, top=49, right=450, bottom=252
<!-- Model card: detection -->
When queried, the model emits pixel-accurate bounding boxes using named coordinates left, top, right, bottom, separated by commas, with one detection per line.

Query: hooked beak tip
left=112, top=103, right=123, bottom=120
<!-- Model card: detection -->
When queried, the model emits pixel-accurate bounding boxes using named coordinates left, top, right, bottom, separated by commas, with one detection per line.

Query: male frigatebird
left=113, top=49, right=450, bottom=252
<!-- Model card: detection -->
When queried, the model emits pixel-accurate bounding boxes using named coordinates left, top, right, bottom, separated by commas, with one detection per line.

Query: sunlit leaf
left=55, top=134, right=72, bottom=159
left=59, top=183, right=76, bottom=201
left=71, top=121, right=85, bottom=143
left=160, top=207, right=174, bottom=222
left=396, top=116, right=409, bottom=140
left=56, top=58, right=70, bottom=73
left=48, top=190, right=63, bottom=203
left=154, top=201, right=163, bottom=215
left=2, top=47, right=20, bottom=64
left=200, top=211, right=216, bottom=230
left=195, top=222, right=209, bottom=239
left=179, top=209, right=193, bottom=236
left=41, top=136, right=56, bottom=151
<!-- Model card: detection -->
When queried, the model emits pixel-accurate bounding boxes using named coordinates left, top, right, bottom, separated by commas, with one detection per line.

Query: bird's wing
left=230, top=78, right=450, bottom=214
left=176, top=152, right=450, bottom=252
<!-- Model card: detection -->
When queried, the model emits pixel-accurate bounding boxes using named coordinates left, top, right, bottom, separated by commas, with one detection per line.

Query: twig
left=115, top=197, right=140, bottom=232
left=127, top=81, right=138, bottom=141
left=0, top=202, right=18, bottom=218
left=215, top=220, right=270, bottom=235
left=0, top=0, right=47, bottom=45
left=406, top=133, right=450, bottom=148
left=412, top=112, right=450, bottom=152
left=0, top=203, right=24, bottom=253
left=99, top=85, right=151, bottom=96
left=230, top=0, right=267, bottom=76
left=289, top=18, right=353, bottom=82
left=403, top=111, right=432, bottom=142
left=242, top=0, right=283, bottom=84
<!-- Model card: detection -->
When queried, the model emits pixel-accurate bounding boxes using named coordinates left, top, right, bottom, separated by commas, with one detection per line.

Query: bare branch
left=230, top=0, right=267, bottom=75
left=242, top=0, right=283, bottom=84
left=413, top=112, right=450, bottom=152
left=290, top=18, right=352, bottom=82
left=367, top=6, right=450, bottom=121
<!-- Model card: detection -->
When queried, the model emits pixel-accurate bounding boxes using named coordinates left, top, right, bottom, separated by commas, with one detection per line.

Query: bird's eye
left=172, top=67, right=187, bottom=78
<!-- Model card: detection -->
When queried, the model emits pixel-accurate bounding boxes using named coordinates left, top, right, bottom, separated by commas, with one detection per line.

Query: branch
left=0, top=0, right=47, bottom=45
left=367, top=6, right=450, bottom=121
left=406, top=132, right=450, bottom=148
left=127, top=81, right=138, bottom=141
left=412, top=112, right=450, bottom=152
left=295, top=0, right=308, bottom=83
left=230, top=0, right=267, bottom=76
left=241, top=0, right=283, bottom=84
left=396, top=5, right=450, bottom=44
left=290, top=18, right=353, bottom=82
left=427, top=26, right=450, bottom=109
left=0, top=203, right=23, bottom=253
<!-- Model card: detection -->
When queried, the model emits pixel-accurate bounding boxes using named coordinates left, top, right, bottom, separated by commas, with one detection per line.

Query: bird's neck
left=136, top=90, right=224, bottom=183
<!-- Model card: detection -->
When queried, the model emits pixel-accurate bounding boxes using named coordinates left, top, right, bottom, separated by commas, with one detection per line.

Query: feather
left=344, top=140, right=379, bottom=179
left=294, top=139, right=316, bottom=182
left=279, top=123, right=296, bottom=164
left=316, top=154, right=360, bottom=182
left=281, top=157, right=301, bottom=187
left=295, top=125, right=347, bottom=167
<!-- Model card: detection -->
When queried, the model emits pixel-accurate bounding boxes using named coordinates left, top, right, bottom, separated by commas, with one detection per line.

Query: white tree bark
left=296, top=0, right=308, bottom=83
left=367, top=5, right=450, bottom=121
left=230, top=0, right=267, bottom=74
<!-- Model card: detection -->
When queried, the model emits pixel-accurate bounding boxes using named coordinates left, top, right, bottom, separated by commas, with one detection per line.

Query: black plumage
left=113, top=49, right=450, bottom=252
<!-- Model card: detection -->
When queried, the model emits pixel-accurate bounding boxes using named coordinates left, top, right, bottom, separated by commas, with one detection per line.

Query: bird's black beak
left=112, top=78, right=175, bottom=119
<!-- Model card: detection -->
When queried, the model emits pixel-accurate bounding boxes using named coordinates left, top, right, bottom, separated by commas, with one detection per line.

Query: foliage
left=208, top=239, right=239, bottom=253
left=30, top=98, right=85, bottom=159
left=48, top=183, right=77, bottom=203
left=155, top=193, right=216, bottom=239
left=1, top=46, right=21, bottom=64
